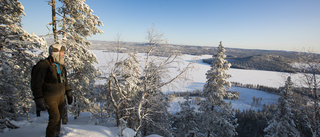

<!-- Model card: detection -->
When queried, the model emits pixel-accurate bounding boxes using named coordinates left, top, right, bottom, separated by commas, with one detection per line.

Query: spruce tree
left=176, top=96, right=198, bottom=137
left=199, top=41, right=238, bottom=137
left=264, top=76, right=300, bottom=137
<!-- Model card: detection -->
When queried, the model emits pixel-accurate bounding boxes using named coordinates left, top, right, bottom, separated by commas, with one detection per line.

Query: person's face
left=59, top=51, right=65, bottom=58
left=58, top=51, right=66, bottom=64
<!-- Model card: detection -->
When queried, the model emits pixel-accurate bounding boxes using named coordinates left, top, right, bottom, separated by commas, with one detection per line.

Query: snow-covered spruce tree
left=264, top=76, right=300, bottom=137
left=175, top=95, right=198, bottom=137
left=0, top=0, right=47, bottom=120
left=198, top=41, right=238, bottom=137
left=199, top=101, right=237, bottom=137
left=135, top=25, right=192, bottom=137
left=48, top=0, right=103, bottom=118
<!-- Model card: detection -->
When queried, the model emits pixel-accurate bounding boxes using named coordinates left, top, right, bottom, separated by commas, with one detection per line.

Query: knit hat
left=49, top=44, right=66, bottom=64
left=49, top=44, right=66, bottom=55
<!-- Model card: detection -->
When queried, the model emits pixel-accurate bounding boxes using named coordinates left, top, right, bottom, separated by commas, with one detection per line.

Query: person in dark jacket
left=31, top=43, right=73, bottom=137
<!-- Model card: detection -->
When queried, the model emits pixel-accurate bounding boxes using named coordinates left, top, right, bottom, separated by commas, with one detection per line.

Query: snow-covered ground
left=0, top=112, right=137, bottom=137
left=2, top=51, right=310, bottom=137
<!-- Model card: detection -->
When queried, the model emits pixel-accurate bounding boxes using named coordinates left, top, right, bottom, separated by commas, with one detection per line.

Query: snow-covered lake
left=92, top=50, right=309, bottom=93
left=168, top=86, right=279, bottom=112
left=91, top=50, right=287, bottom=111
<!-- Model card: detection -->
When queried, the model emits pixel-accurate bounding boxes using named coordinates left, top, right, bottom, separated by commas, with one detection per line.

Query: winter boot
left=36, top=109, right=41, bottom=117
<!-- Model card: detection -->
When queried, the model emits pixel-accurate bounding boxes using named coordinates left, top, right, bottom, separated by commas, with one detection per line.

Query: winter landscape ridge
left=2, top=0, right=320, bottom=136
left=2, top=45, right=318, bottom=137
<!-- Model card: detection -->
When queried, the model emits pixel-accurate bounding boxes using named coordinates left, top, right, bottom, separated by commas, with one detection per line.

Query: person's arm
left=31, top=60, right=47, bottom=98
left=31, top=60, right=50, bottom=111
left=63, top=65, right=73, bottom=104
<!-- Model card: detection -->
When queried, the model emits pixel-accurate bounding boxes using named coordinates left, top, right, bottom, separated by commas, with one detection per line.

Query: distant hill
left=88, top=40, right=320, bottom=73
left=203, top=54, right=297, bottom=73
left=89, top=40, right=303, bottom=56
left=47, top=39, right=319, bottom=73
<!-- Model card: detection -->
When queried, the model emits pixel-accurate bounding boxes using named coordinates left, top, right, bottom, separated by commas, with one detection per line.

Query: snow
left=168, top=87, right=279, bottom=113
left=168, top=97, right=202, bottom=114
left=0, top=112, right=139, bottom=137
left=92, top=50, right=310, bottom=93
left=2, top=50, right=310, bottom=137
left=226, top=87, right=279, bottom=111
left=167, top=53, right=309, bottom=92
left=91, top=50, right=287, bottom=112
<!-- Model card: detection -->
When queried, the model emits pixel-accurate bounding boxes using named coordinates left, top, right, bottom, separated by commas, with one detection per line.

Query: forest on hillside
left=87, top=40, right=320, bottom=73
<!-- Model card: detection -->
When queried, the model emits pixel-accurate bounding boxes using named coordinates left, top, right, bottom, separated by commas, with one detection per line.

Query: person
left=31, top=43, right=73, bottom=137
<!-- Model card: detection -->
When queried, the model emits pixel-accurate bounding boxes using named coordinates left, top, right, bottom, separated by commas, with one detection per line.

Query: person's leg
left=56, top=95, right=66, bottom=136
left=45, top=96, right=60, bottom=137
left=36, top=109, right=41, bottom=117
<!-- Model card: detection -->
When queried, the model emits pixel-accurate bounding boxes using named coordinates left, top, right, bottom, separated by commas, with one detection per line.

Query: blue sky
left=19, top=0, right=320, bottom=52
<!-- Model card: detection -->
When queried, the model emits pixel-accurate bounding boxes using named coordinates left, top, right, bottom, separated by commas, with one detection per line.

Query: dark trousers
left=37, top=97, right=68, bottom=124
left=45, top=94, right=65, bottom=137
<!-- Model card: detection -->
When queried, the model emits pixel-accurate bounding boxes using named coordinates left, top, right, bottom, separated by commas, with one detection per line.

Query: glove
left=34, top=98, right=50, bottom=111
left=66, top=90, right=73, bottom=105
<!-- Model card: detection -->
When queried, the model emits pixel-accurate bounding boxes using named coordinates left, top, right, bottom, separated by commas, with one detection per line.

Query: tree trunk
left=62, top=7, right=66, bottom=43
left=108, top=77, right=120, bottom=127
left=51, top=0, right=58, bottom=42
left=116, top=108, right=120, bottom=127
left=26, top=108, right=29, bottom=122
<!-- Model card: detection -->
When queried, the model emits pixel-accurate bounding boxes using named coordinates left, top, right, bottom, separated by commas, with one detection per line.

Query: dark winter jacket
left=31, top=56, right=70, bottom=98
